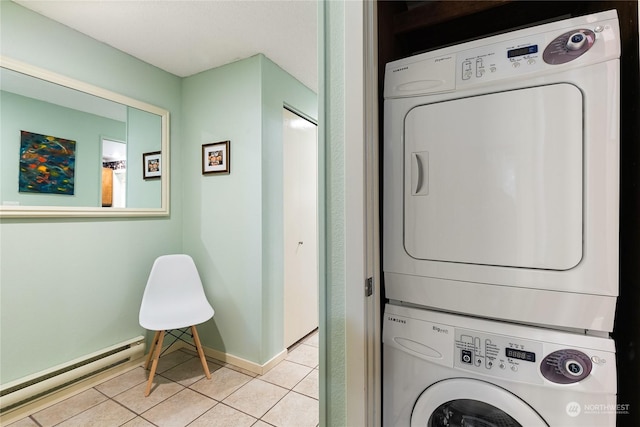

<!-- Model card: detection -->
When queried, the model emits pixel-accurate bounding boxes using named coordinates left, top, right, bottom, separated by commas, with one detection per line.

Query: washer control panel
left=454, top=328, right=598, bottom=385
left=454, top=328, right=544, bottom=383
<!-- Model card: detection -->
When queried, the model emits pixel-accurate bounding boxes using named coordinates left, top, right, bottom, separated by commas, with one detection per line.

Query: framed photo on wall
left=143, top=151, right=161, bottom=179
left=202, top=140, right=230, bottom=175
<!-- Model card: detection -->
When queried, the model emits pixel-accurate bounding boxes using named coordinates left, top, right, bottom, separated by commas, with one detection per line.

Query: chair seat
left=140, top=302, right=214, bottom=331
left=138, top=254, right=215, bottom=331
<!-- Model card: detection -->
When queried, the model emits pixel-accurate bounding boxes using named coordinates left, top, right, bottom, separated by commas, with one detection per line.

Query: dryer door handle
left=411, top=151, right=429, bottom=196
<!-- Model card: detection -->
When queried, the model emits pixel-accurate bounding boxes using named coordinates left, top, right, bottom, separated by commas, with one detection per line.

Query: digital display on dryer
left=506, top=348, right=536, bottom=362
left=507, top=45, right=538, bottom=58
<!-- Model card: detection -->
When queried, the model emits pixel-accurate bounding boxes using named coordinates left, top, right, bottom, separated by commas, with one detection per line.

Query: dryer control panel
left=456, top=35, right=545, bottom=85
left=454, top=328, right=545, bottom=384
left=384, top=11, right=619, bottom=98
left=453, top=17, right=618, bottom=88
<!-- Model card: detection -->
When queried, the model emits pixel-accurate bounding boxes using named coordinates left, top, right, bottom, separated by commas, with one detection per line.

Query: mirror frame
left=0, top=56, right=170, bottom=218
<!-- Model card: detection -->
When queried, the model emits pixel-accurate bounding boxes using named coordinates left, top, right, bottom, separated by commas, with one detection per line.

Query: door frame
left=319, top=1, right=381, bottom=425
left=345, top=1, right=381, bottom=426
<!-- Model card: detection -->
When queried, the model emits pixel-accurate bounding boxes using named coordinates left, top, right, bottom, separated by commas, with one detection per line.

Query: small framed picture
left=202, top=140, right=230, bottom=175
left=143, top=151, right=161, bottom=180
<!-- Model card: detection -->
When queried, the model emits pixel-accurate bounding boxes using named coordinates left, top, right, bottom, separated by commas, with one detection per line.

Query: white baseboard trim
left=259, top=349, right=289, bottom=374
left=171, top=341, right=288, bottom=375
left=0, top=357, right=145, bottom=426
left=0, top=343, right=194, bottom=426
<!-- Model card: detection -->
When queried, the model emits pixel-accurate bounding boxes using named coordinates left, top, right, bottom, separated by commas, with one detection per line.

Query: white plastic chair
left=139, top=254, right=214, bottom=396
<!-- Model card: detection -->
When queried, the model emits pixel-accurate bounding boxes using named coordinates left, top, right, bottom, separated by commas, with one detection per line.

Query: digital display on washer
left=507, top=45, right=538, bottom=58
left=505, top=348, right=536, bottom=362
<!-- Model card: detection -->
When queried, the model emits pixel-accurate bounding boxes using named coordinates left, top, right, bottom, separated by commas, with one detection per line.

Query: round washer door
left=411, top=378, right=549, bottom=427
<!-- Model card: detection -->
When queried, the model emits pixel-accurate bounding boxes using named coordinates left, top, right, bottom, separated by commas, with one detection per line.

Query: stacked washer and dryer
left=382, top=10, right=620, bottom=427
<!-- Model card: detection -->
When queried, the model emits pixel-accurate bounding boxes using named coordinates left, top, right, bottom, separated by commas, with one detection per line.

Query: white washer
left=383, top=10, right=620, bottom=332
left=383, top=304, right=617, bottom=427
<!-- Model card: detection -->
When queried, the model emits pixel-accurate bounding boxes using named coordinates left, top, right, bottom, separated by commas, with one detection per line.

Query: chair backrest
left=139, top=254, right=214, bottom=330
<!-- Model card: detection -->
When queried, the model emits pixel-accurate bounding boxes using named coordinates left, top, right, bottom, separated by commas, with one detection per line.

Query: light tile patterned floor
left=7, top=331, right=318, bottom=427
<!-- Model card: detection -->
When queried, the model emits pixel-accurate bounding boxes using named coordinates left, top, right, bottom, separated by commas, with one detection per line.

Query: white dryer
left=383, top=10, right=620, bottom=332
left=383, top=304, right=617, bottom=427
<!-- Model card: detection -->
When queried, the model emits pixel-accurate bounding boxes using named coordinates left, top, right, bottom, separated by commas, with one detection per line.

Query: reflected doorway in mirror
left=102, top=138, right=127, bottom=207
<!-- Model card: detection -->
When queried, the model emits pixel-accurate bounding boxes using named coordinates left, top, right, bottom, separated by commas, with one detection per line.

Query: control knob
left=565, top=359, right=584, bottom=376
left=540, top=349, right=592, bottom=384
left=566, top=32, right=587, bottom=51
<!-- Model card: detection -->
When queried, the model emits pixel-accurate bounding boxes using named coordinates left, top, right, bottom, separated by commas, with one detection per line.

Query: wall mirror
left=0, top=56, right=169, bottom=217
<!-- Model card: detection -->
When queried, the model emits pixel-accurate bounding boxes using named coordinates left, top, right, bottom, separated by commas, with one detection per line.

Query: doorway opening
left=101, top=138, right=127, bottom=208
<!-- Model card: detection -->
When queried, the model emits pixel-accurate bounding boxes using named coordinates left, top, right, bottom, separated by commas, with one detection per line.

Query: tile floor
left=7, top=331, right=319, bottom=427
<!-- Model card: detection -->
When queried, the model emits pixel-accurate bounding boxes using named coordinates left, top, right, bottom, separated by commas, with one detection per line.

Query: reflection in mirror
left=101, top=138, right=127, bottom=208
left=0, top=56, right=169, bottom=217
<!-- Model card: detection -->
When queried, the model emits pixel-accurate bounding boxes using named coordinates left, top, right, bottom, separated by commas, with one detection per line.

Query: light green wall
left=0, top=1, right=183, bottom=384
left=181, top=56, right=265, bottom=363
left=1, top=90, right=126, bottom=207
left=181, top=54, right=317, bottom=364
left=322, top=0, right=347, bottom=424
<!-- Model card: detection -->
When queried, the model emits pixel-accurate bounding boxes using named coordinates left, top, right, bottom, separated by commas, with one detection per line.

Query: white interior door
left=283, top=107, right=318, bottom=348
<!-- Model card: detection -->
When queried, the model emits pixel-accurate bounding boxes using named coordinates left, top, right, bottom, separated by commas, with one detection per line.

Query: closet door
left=283, top=108, right=318, bottom=347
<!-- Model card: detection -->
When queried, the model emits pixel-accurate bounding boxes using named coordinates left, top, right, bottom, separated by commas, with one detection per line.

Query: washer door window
left=404, top=84, right=583, bottom=270
left=411, top=379, right=548, bottom=427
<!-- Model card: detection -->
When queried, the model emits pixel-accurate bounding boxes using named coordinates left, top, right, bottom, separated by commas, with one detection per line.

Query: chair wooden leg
left=191, top=325, right=211, bottom=379
left=145, top=331, right=161, bottom=370
left=144, top=330, right=165, bottom=397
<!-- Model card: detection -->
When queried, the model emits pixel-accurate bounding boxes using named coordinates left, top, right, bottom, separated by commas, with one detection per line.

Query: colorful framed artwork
left=202, top=140, right=230, bottom=175
left=19, top=130, right=76, bottom=195
left=143, top=151, right=161, bottom=180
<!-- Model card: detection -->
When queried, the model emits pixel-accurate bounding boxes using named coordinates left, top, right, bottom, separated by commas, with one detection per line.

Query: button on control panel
left=462, top=60, right=472, bottom=80
left=475, top=58, right=485, bottom=77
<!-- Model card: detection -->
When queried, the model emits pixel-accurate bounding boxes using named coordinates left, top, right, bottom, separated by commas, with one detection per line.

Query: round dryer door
left=411, top=379, right=548, bottom=427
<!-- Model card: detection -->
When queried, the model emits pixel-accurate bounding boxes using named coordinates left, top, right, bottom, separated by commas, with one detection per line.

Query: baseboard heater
left=0, top=336, right=145, bottom=413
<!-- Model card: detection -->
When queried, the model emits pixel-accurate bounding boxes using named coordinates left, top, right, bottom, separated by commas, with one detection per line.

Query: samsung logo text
left=388, top=316, right=406, bottom=324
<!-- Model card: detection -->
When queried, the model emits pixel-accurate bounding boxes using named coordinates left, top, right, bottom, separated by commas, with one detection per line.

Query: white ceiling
left=13, top=0, right=318, bottom=93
